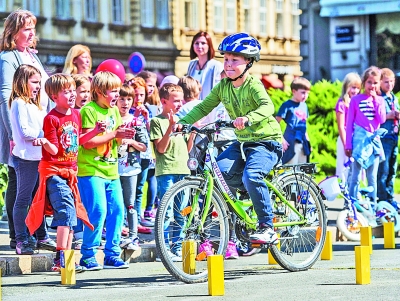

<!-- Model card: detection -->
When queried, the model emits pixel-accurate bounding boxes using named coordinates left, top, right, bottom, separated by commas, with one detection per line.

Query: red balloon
left=95, top=59, right=126, bottom=83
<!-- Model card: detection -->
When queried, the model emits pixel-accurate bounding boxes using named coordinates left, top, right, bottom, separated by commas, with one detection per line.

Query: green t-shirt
left=179, top=75, right=282, bottom=143
left=150, top=115, right=190, bottom=177
left=77, top=101, right=122, bottom=179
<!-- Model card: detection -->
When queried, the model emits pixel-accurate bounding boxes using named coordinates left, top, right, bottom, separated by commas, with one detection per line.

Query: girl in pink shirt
left=345, top=66, right=386, bottom=207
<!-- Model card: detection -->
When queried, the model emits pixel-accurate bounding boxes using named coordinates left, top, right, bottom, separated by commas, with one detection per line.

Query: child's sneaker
left=52, top=259, right=84, bottom=273
left=129, top=237, right=140, bottom=251
left=144, top=210, right=156, bottom=222
left=199, top=240, right=214, bottom=257
left=137, top=224, right=152, bottom=234
left=80, top=257, right=103, bottom=271
left=249, top=224, right=278, bottom=245
left=140, top=217, right=154, bottom=227
left=103, top=256, right=129, bottom=269
left=225, top=241, right=239, bottom=259
left=156, top=250, right=182, bottom=262
left=15, top=241, right=34, bottom=255
left=37, top=238, right=57, bottom=252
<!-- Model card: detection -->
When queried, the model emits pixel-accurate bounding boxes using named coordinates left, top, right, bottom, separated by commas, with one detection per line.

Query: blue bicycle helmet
left=218, top=33, right=261, bottom=62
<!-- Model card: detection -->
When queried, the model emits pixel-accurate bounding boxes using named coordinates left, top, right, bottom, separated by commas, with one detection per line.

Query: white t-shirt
left=10, top=97, right=46, bottom=160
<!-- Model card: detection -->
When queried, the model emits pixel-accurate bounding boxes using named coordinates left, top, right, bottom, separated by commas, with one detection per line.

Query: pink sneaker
left=199, top=240, right=214, bottom=257
left=225, top=241, right=239, bottom=259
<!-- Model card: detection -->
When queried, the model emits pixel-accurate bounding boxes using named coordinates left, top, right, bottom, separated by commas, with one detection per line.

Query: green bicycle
left=154, top=120, right=327, bottom=283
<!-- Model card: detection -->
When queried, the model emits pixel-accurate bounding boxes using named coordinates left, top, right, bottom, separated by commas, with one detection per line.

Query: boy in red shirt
left=26, top=74, right=105, bottom=272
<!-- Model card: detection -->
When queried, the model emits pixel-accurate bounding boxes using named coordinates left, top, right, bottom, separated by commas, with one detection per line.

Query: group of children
left=9, top=30, right=398, bottom=274
left=335, top=67, right=399, bottom=211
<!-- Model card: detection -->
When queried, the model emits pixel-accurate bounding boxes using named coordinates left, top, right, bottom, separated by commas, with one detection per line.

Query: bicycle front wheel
left=269, top=173, right=327, bottom=271
left=154, top=178, right=229, bottom=284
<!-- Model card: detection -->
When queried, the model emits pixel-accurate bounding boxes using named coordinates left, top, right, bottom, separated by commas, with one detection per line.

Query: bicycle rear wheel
left=269, top=173, right=327, bottom=271
left=154, top=178, right=229, bottom=284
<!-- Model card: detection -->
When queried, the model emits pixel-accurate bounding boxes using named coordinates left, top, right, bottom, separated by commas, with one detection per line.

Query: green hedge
left=268, top=80, right=400, bottom=178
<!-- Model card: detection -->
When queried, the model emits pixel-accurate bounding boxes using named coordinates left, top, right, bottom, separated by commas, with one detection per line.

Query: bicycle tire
left=376, top=201, right=400, bottom=232
left=269, top=173, right=327, bottom=271
left=336, top=209, right=369, bottom=241
left=154, top=178, right=229, bottom=284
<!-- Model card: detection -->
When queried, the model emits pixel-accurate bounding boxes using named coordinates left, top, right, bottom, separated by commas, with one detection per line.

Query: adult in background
left=187, top=31, right=224, bottom=100
left=0, top=9, right=51, bottom=250
left=63, top=44, right=92, bottom=76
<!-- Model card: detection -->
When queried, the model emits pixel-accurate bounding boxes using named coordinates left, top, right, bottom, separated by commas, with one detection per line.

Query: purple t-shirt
left=345, top=93, right=386, bottom=149
left=335, top=98, right=348, bottom=128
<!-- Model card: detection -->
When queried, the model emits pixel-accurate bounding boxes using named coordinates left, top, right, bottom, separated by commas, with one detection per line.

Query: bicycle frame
left=185, top=136, right=308, bottom=234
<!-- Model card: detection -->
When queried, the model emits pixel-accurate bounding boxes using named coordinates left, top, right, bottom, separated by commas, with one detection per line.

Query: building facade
left=1, top=0, right=303, bottom=84
left=301, top=0, right=400, bottom=83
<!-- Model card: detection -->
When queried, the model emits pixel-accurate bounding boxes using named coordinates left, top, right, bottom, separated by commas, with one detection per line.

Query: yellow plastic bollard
left=182, top=240, right=196, bottom=274
left=268, top=233, right=280, bottom=265
left=360, top=226, right=373, bottom=255
left=61, top=250, right=76, bottom=285
left=321, top=230, right=333, bottom=260
left=355, top=246, right=370, bottom=285
left=207, top=255, right=224, bottom=296
left=383, top=222, right=395, bottom=249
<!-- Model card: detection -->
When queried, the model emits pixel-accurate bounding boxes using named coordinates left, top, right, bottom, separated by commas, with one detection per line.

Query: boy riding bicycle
left=178, top=32, right=283, bottom=244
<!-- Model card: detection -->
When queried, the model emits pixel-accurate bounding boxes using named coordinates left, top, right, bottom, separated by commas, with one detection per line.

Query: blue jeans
left=12, top=156, right=48, bottom=243
left=78, top=176, right=124, bottom=259
left=145, top=168, right=158, bottom=211
left=120, top=175, right=138, bottom=238
left=349, top=157, right=380, bottom=206
left=216, top=140, right=282, bottom=227
left=377, top=139, right=398, bottom=202
left=135, top=159, right=150, bottom=221
left=46, top=175, right=77, bottom=228
left=5, top=166, right=17, bottom=240
left=157, top=174, right=188, bottom=253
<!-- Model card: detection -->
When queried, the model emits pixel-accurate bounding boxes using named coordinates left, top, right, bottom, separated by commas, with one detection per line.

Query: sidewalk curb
left=0, top=244, right=157, bottom=276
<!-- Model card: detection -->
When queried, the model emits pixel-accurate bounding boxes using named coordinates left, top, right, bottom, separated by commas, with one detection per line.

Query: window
left=226, top=0, right=236, bottom=33
left=156, top=0, right=169, bottom=29
left=85, top=0, right=98, bottom=22
left=141, top=0, right=170, bottom=29
left=243, top=0, right=251, bottom=33
left=259, top=0, right=267, bottom=36
left=0, top=0, right=6, bottom=12
left=22, top=0, right=40, bottom=15
left=276, top=0, right=283, bottom=38
left=141, top=0, right=154, bottom=27
left=291, top=0, right=301, bottom=39
left=214, top=0, right=224, bottom=32
left=56, top=0, right=70, bottom=19
left=184, top=0, right=199, bottom=30
left=112, top=0, right=123, bottom=24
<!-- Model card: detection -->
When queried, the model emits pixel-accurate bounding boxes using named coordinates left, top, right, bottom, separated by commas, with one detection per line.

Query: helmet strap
left=227, top=59, right=254, bottom=82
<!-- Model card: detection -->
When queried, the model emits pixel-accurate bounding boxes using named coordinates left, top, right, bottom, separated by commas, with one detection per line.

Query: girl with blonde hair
left=335, top=72, right=362, bottom=182
left=63, top=44, right=92, bottom=75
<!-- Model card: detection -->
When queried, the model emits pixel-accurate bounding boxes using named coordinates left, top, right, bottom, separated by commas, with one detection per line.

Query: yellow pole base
left=268, top=233, right=280, bottom=265
left=355, top=246, right=370, bottom=285
left=61, top=250, right=76, bottom=285
left=182, top=240, right=196, bottom=274
left=207, top=255, right=224, bottom=296
left=384, top=222, right=395, bottom=249
left=321, top=231, right=333, bottom=260
left=360, top=226, right=373, bottom=255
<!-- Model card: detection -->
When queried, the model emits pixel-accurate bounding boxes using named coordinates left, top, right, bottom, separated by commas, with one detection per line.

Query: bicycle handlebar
left=177, top=119, right=250, bottom=135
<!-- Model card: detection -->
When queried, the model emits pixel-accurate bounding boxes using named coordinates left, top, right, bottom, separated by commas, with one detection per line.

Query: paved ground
left=0, top=195, right=399, bottom=276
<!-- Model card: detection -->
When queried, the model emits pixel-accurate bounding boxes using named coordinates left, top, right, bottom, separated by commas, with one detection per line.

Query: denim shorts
left=46, top=175, right=77, bottom=228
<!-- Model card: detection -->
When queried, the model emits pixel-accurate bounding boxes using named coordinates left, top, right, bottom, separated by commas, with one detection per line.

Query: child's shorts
left=46, top=175, right=77, bottom=228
